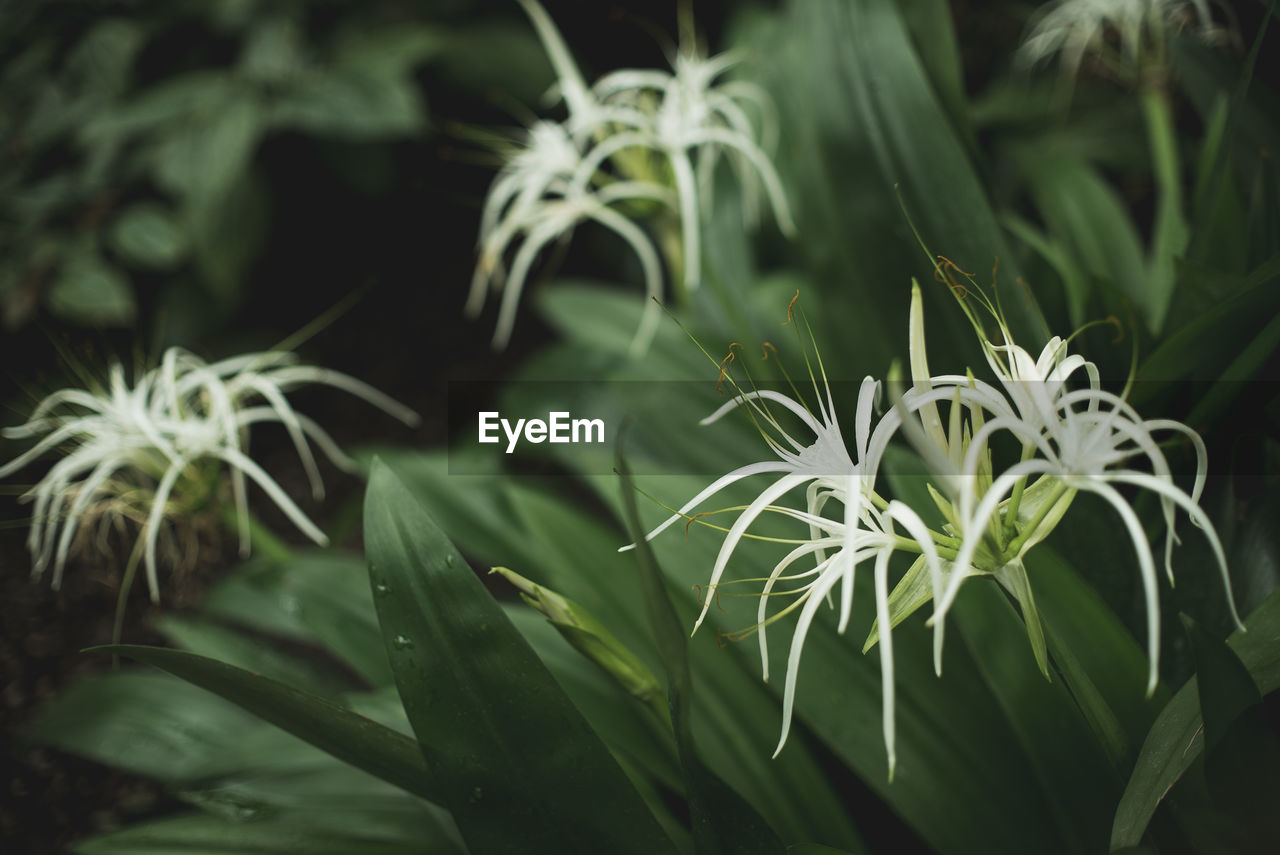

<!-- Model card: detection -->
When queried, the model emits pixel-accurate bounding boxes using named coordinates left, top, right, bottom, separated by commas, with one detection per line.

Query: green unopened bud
left=491, top=567, right=668, bottom=722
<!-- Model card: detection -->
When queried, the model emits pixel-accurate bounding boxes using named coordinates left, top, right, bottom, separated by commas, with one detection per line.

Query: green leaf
left=1027, top=548, right=1158, bottom=772
left=155, top=615, right=354, bottom=697
left=1138, top=89, right=1188, bottom=334
left=736, top=0, right=1043, bottom=368
left=201, top=553, right=394, bottom=687
left=1013, top=148, right=1149, bottom=327
left=1186, top=309, right=1280, bottom=428
left=73, top=814, right=453, bottom=855
left=270, top=72, right=424, bottom=139
left=618, top=449, right=786, bottom=855
left=362, top=459, right=678, bottom=855
left=1111, top=585, right=1280, bottom=849
left=92, top=645, right=438, bottom=803
left=379, top=449, right=864, bottom=849
left=154, top=93, right=260, bottom=201
left=1181, top=614, right=1280, bottom=843
left=108, top=203, right=188, bottom=270
left=28, top=671, right=273, bottom=783
left=47, top=249, right=135, bottom=326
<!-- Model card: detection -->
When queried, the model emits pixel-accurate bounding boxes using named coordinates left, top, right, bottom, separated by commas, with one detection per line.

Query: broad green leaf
left=898, top=0, right=971, bottom=151
left=1182, top=614, right=1280, bottom=844
left=201, top=553, right=394, bottom=686
left=154, top=93, right=260, bottom=201
left=333, top=24, right=443, bottom=81
left=1026, top=548, right=1159, bottom=771
left=28, top=672, right=274, bottom=783
left=93, top=645, right=438, bottom=803
left=618, top=450, right=786, bottom=855
left=1137, top=254, right=1280, bottom=389
left=362, top=459, right=678, bottom=855
left=502, top=605, right=683, bottom=792
left=270, top=72, right=424, bottom=138
left=47, top=249, right=135, bottom=325
left=155, top=615, right=354, bottom=697
left=108, top=203, right=188, bottom=270
left=1187, top=309, right=1280, bottom=427
left=952, top=582, right=1118, bottom=853
left=73, top=814, right=454, bottom=855
left=734, top=0, right=1043, bottom=370
left=1012, top=148, right=1149, bottom=327
left=1111, top=585, right=1280, bottom=849
left=377, top=449, right=864, bottom=851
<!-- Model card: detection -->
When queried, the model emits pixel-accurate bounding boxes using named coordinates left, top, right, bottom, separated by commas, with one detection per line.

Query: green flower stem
left=1005, top=481, right=1071, bottom=558
left=111, top=533, right=149, bottom=649
left=892, top=534, right=960, bottom=562
left=1002, top=442, right=1037, bottom=540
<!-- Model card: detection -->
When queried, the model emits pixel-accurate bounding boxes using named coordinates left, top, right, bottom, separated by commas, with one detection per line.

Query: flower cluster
left=630, top=277, right=1242, bottom=777
left=468, top=0, right=793, bottom=354
left=1017, top=0, right=1225, bottom=84
left=0, top=348, right=418, bottom=601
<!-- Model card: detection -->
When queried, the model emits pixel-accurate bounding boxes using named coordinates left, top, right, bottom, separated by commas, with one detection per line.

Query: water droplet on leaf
left=392, top=635, right=414, bottom=650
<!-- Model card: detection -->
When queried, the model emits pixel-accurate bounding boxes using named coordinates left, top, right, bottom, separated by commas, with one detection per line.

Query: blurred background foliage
left=4, top=0, right=1280, bottom=853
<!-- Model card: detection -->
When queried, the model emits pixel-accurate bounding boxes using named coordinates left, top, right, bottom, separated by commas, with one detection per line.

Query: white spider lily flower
left=1018, top=0, right=1218, bottom=82
left=929, top=331, right=1243, bottom=694
left=492, top=0, right=793, bottom=327
left=471, top=177, right=672, bottom=354
left=513, top=0, right=650, bottom=138
left=620, top=361, right=942, bottom=777
left=1, top=349, right=418, bottom=601
left=589, top=50, right=795, bottom=290
left=764, top=493, right=939, bottom=779
left=624, top=373, right=878, bottom=632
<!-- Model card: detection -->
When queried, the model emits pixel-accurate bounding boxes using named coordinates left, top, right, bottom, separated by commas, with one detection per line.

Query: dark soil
left=0, top=516, right=232, bottom=853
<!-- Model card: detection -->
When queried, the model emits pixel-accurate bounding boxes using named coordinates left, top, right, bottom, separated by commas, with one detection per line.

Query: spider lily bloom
left=0, top=349, right=418, bottom=600
left=766, top=494, right=940, bottom=779
left=589, top=49, right=796, bottom=290
left=623, top=372, right=877, bottom=635
left=513, top=0, right=649, bottom=138
left=1017, top=0, right=1220, bottom=83
left=929, top=326, right=1244, bottom=694
left=620, top=361, right=939, bottom=776
left=471, top=173, right=672, bottom=353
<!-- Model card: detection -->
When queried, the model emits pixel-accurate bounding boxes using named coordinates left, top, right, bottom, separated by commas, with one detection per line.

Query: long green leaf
left=73, top=814, right=449, bottom=855
left=362, top=459, right=677, bottom=855
left=93, top=645, right=438, bottom=804
left=1111, top=585, right=1280, bottom=849
left=379, top=448, right=864, bottom=849
left=618, top=448, right=786, bottom=855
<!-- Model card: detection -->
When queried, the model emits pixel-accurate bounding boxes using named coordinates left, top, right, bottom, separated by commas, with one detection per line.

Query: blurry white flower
left=1, top=348, right=418, bottom=600
left=466, top=118, right=672, bottom=352
left=1018, top=0, right=1221, bottom=83
left=590, top=49, right=795, bottom=290
left=470, top=1, right=794, bottom=351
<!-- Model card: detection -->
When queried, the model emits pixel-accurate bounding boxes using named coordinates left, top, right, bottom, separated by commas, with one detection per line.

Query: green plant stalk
left=1005, top=482, right=1071, bottom=558
left=1002, top=442, right=1037, bottom=540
